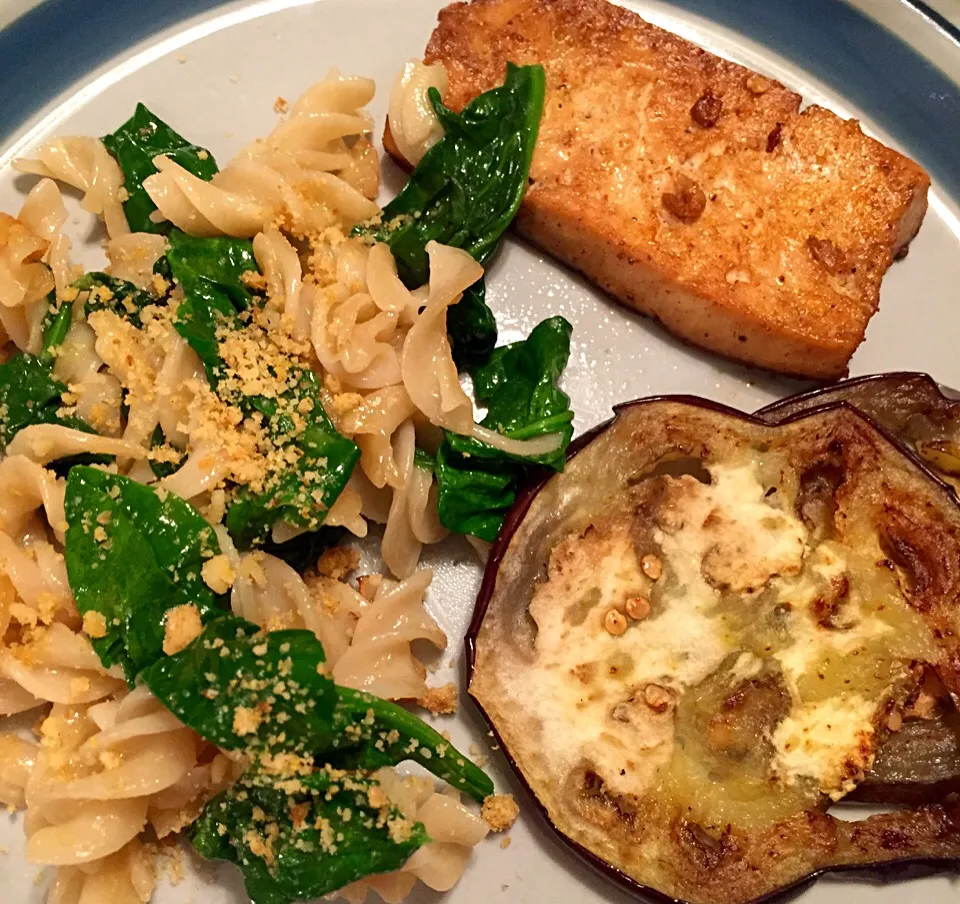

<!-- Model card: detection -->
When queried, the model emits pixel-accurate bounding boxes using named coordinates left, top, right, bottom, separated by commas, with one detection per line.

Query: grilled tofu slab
left=391, top=0, right=931, bottom=378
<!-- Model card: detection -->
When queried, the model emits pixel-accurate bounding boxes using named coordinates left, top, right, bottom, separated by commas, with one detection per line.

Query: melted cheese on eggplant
left=516, top=458, right=935, bottom=815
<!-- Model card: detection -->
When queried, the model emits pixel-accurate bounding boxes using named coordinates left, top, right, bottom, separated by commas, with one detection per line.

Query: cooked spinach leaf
left=64, top=467, right=227, bottom=681
left=361, top=63, right=544, bottom=287
left=448, top=280, right=497, bottom=370
left=260, top=526, right=345, bottom=573
left=40, top=298, right=72, bottom=357
left=148, top=425, right=185, bottom=480
left=0, top=354, right=92, bottom=452
left=434, top=445, right=517, bottom=543
left=222, top=370, right=360, bottom=549
left=328, top=685, right=494, bottom=803
left=435, top=317, right=573, bottom=541
left=191, top=767, right=428, bottom=904
left=145, top=613, right=493, bottom=801
left=165, top=229, right=258, bottom=378
left=74, top=272, right=158, bottom=327
left=143, top=616, right=339, bottom=754
left=447, top=316, right=573, bottom=468
left=163, top=229, right=358, bottom=547
left=102, top=104, right=218, bottom=233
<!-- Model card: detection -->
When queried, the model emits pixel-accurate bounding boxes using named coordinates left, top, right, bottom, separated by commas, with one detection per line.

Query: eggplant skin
left=468, top=395, right=960, bottom=904
left=756, top=372, right=960, bottom=493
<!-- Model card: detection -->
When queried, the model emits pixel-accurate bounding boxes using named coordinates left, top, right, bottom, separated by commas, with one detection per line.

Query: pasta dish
left=0, top=62, right=561, bottom=904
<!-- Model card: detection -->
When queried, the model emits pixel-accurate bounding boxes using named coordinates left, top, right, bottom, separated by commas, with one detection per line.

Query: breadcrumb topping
left=417, top=683, right=458, bottom=715
left=202, top=554, right=236, bottom=594
left=316, top=546, right=360, bottom=580
left=82, top=610, right=108, bottom=639
left=162, top=604, right=203, bottom=655
left=482, top=794, right=519, bottom=832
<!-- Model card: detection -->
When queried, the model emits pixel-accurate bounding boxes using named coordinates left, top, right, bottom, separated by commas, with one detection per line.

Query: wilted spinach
left=357, top=63, right=545, bottom=368
left=63, top=467, right=228, bottom=681
left=165, top=228, right=258, bottom=379
left=436, top=317, right=574, bottom=541
left=191, top=767, right=429, bottom=904
left=143, top=616, right=339, bottom=754
left=74, top=272, right=158, bottom=327
left=0, top=353, right=92, bottom=452
left=145, top=613, right=493, bottom=801
left=102, top=104, right=218, bottom=233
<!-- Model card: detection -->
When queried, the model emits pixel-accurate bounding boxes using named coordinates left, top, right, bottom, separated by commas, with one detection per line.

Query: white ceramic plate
left=2, top=0, right=960, bottom=901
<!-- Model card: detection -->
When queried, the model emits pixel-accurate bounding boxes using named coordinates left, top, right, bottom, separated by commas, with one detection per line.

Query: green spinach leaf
left=40, top=297, right=72, bottom=357
left=362, top=63, right=544, bottom=287
left=435, top=317, right=574, bottom=541
left=74, top=272, right=158, bottom=328
left=165, top=229, right=258, bottom=379
left=64, top=467, right=227, bottom=681
left=259, top=526, right=346, bottom=574
left=447, top=280, right=497, bottom=370
left=148, top=425, right=185, bottom=480
left=145, top=614, right=493, bottom=801
left=143, top=616, right=339, bottom=754
left=223, top=387, right=360, bottom=549
left=191, top=767, right=428, bottom=904
left=102, top=104, right=218, bottom=233
left=163, top=229, right=358, bottom=547
left=328, top=685, right=494, bottom=803
left=447, top=316, right=573, bottom=468
left=0, top=354, right=92, bottom=452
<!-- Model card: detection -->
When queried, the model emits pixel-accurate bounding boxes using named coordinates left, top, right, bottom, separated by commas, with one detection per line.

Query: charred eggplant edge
left=465, top=389, right=960, bottom=904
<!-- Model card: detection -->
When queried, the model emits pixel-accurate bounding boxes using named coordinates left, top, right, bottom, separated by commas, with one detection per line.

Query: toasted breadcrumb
left=233, top=706, right=263, bottom=736
left=417, top=683, right=458, bottom=715
left=317, top=546, right=360, bottom=580
left=82, top=610, right=108, bottom=639
left=482, top=794, right=519, bottom=832
left=162, top=604, right=203, bottom=655
left=500, top=836, right=512, bottom=849
left=202, top=554, right=236, bottom=594
left=274, top=96, right=289, bottom=114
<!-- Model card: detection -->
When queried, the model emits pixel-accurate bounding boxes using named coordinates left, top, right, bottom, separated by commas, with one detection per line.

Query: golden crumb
left=482, top=794, right=519, bottom=832
left=316, top=546, right=360, bottom=580
left=241, top=270, right=268, bottom=292
left=151, top=273, right=170, bottom=297
left=500, top=836, right=512, bottom=849
left=233, top=706, right=263, bottom=736
left=417, top=683, right=458, bottom=715
left=69, top=676, right=91, bottom=698
left=274, top=96, right=289, bottom=114
left=162, top=604, right=203, bottom=655
left=201, top=554, right=236, bottom=594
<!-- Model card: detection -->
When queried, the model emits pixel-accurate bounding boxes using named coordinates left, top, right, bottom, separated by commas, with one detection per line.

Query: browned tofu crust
left=413, top=0, right=930, bottom=379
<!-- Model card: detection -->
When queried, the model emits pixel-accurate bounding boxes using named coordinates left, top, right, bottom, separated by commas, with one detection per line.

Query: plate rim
left=0, top=0, right=958, bottom=200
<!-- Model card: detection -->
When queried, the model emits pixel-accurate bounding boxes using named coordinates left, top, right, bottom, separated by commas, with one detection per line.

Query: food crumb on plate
left=482, top=794, right=519, bottom=832
left=417, top=683, right=458, bottom=714
left=500, top=836, right=512, bottom=850
left=274, top=96, right=289, bottom=114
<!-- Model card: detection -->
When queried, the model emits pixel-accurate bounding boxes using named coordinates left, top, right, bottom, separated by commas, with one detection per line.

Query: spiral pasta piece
left=388, top=60, right=449, bottom=166
left=331, top=568, right=446, bottom=700
left=14, top=137, right=130, bottom=238
left=143, top=70, right=379, bottom=238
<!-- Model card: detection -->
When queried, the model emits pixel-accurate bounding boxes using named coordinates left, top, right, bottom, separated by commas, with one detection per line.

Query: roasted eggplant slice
left=468, top=397, right=960, bottom=904
left=756, top=372, right=960, bottom=492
